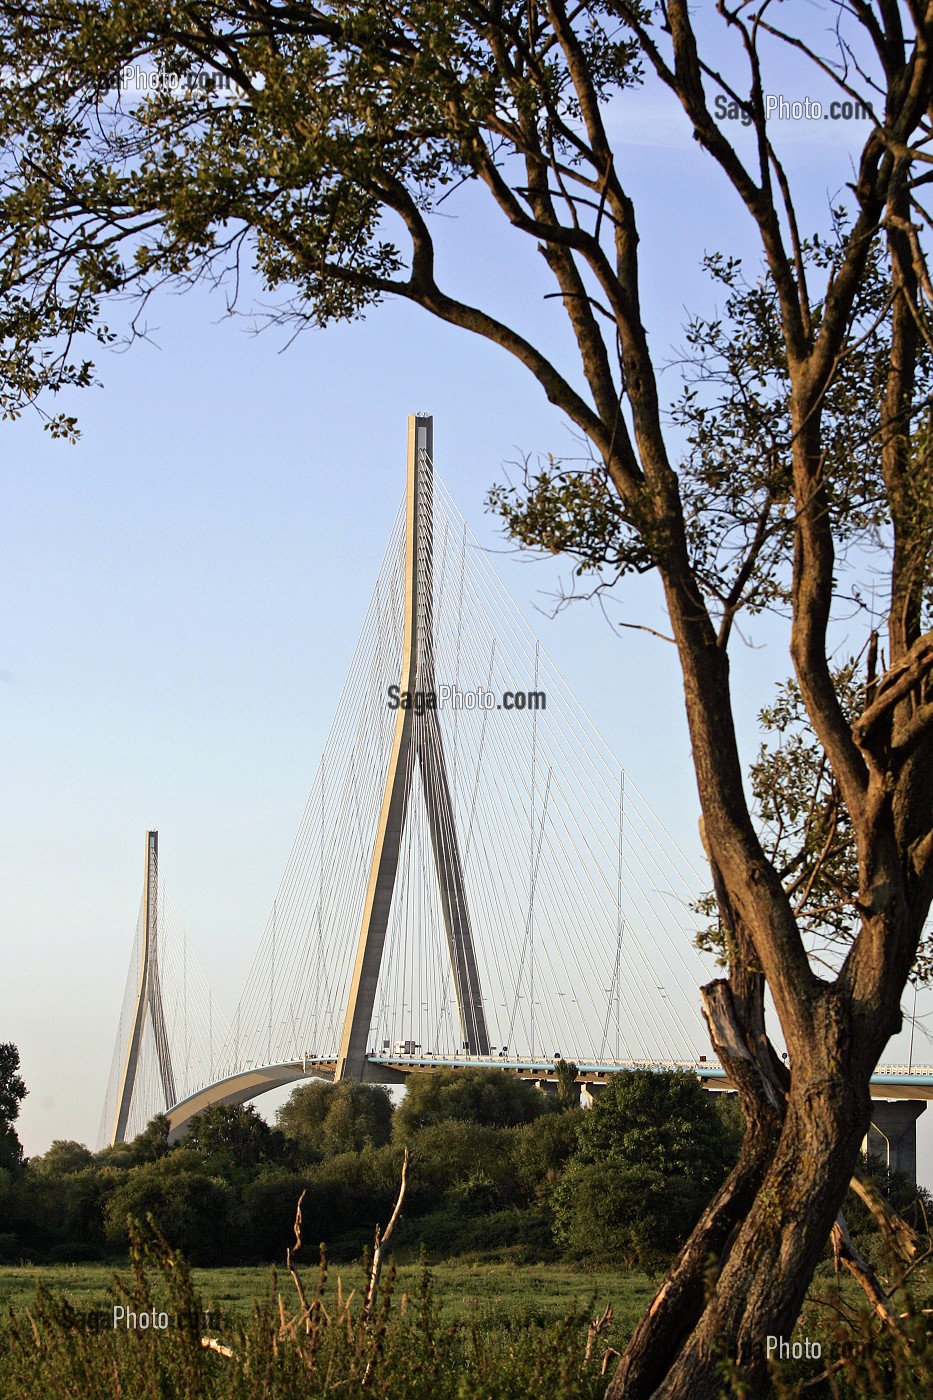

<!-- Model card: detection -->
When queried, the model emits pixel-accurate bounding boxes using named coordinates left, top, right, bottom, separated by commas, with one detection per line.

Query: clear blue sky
left=3, top=24, right=932, bottom=1182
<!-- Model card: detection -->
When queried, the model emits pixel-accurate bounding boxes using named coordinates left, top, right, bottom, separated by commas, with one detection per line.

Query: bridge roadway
left=163, top=1052, right=933, bottom=1142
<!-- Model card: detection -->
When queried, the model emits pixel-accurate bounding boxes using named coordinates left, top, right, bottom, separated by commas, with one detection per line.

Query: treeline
left=1, top=1062, right=925, bottom=1272
left=1, top=1065, right=750, bottom=1268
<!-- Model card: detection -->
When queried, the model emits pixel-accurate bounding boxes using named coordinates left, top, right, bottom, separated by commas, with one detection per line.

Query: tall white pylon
left=336, top=416, right=489, bottom=1079
left=110, top=830, right=176, bottom=1143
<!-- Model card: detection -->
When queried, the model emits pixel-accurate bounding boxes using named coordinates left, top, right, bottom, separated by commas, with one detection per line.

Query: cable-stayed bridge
left=99, top=416, right=933, bottom=1173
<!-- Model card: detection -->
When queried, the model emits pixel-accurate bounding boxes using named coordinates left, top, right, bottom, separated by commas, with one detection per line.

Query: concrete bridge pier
left=533, top=1077, right=561, bottom=1101
left=865, top=1100, right=926, bottom=1182
left=580, top=1082, right=606, bottom=1108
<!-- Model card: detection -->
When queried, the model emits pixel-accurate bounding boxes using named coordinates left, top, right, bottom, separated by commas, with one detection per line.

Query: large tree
left=552, top=1069, right=741, bottom=1268
left=393, top=1064, right=549, bottom=1136
left=0, top=1042, right=27, bottom=1171
left=1, top=4, right=932, bottom=1394
left=277, top=1078, right=393, bottom=1158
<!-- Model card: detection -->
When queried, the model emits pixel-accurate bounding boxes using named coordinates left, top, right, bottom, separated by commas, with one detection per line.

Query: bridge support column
left=865, top=1100, right=926, bottom=1182
left=580, top=1082, right=607, bottom=1108
left=110, top=831, right=176, bottom=1144
left=336, top=416, right=489, bottom=1081
left=533, top=1077, right=560, bottom=1100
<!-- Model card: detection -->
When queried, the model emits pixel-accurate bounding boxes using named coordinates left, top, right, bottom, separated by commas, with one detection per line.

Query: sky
left=3, top=9, right=933, bottom=1184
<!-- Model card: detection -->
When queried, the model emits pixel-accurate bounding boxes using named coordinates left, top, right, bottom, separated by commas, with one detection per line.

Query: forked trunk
left=608, top=1067, right=870, bottom=1399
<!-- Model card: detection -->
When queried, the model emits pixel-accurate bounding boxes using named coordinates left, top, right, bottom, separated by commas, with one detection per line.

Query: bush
left=103, top=1156, right=240, bottom=1264
left=512, top=1110, right=582, bottom=1203
left=183, top=1103, right=285, bottom=1176
left=305, top=1143, right=406, bottom=1236
left=29, top=1140, right=96, bottom=1176
left=404, top=1121, right=519, bottom=1212
left=553, top=1160, right=713, bottom=1267
left=409, top=1205, right=558, bottom=1262
left=277, top=1080, right=394, bottom=1161
left=241, top=1168, right=321, bottom=1259
left=572, top=1071, right=731, bottom=1192
left=128, top=1114, right=171, bottom=1164
left=12, top=1163, right=110, bottom=1250
left=551, top=1071, right=740, bottom=1267
left=393, top=1067, right=552, bottom=1139
left=319, top=1082, right=394, bottom=1155
left=44, top=1241, right=105, bottom=1263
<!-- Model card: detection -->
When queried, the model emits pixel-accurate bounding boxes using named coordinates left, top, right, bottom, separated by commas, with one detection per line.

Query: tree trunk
left=607, top=966, right=786, bottom=1400
left=608, top=1042, right=871, bottom=1398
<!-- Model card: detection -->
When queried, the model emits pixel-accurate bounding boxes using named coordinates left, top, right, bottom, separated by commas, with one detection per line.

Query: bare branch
left=361, top=1146, right=409, bottom=1326
left=830, top=1210, right=907, bottom=1334
left=854, top=631, right=933, bottom=750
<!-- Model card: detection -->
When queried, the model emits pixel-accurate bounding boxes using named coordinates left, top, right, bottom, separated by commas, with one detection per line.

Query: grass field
left=0, top=1249, right=633, bottom=1399
left=0, top=1258, right=658, bottom=1351
left=1, top=1255, right=926, bottom=1396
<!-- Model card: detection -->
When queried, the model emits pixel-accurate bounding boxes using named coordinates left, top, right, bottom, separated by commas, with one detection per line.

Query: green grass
left=3, top=1251, right=932, bottom=1397
left=0, top=1244, right=639, bottom=1399
left=0, top=1258, right=655, bottom=1337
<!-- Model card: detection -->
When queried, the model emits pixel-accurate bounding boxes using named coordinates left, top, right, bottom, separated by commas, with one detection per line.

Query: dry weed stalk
left=828, top=1172, right=933, bottom=1340
left=585, top=1301, right=613, bottom=1363
left=849, top=1169, right=923, bottom=1262
left=362, top=1146, right=409, bottom=1326
left=277, top=1147, right=409, bottom=1385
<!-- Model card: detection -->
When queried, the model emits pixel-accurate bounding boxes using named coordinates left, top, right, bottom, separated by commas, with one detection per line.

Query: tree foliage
left=277, top=1079, right=393, bottom=1161
left=553, top=1072, right=741, bottom=1266
left=102, top=1150, right=239, bottom=1264
left=183, top=1102, right=284, bottom=1174
left=393, top=1067, right=550, bottom=1138
left=554, top=1059, right=579, bottom=1110
left=511, top=1108, right=582, bottom=1204
left=0, top=1043, right=26, bottom=1172
left=29, top=1139, right=95, bottom=1177
left=572, top=1071, right=737, bottom=1189
left=129, top=1113, right=171, bottom=1165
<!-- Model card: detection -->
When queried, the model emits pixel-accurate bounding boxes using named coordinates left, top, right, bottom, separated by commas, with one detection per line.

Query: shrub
left=552, top=1071, right=740, bottom=1266
left=183, top=1103, right=285, bottom=1176
left=306, top=1143, right=405, bottom=1235
left=553, top=1160, right=713, bottom=1267
left=277, top=1080, right=394, bottom=1161
left=512, top=1110, right=582, bottom=1203
left=404, top=1121, right=519, bottom=1211
left=241, top=1168, right=322, bottom=1259
left=29, top=1140, right=96, bottom=1176
left=103, top=1158, right=240, bottom=1264
left=409, top=1205, right=557, bottom=1262
left=572, top=1071, right=730, bottom=1192
left=44, top=1241, right=105, bottom=1263
left=393, top=1067, right=552, bottom=1139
